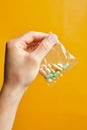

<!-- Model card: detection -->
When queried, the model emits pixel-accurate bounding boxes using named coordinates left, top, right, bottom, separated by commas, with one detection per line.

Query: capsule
left=41, top=64, right=47, bottom=70
left=46, top=68, right=51, bottom=74
left=48, top=64, right=55, bottom=73
left=63, top=63, right=69, bottom=70
left=51, top=76, right=56, bottom=80
left=39, top=68, right=47, bottom=77
left=53, top=71, right=60, bottom=78
left=46, top=73, right=54, bottom=79
left=53, top=64, right=63, bottom=71
left=46, top=78, right=53, bottom=83
left=57, top=63, right=63, bottom=69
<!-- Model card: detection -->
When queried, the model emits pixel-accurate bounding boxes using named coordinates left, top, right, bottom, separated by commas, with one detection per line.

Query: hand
left=0, top=31, right=59, bottom=130
left=4, top=31, right=58, bottom=90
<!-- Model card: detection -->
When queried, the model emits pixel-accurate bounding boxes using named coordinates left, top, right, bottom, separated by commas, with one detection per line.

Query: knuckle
left=6, top=39, right=17, bottom=49
left=29, top=30, right=34, bottom=34
left=6, top=40, right=13, bottom=49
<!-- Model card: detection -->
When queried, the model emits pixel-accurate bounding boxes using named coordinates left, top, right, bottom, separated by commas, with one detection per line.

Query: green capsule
left=53, top=71, right=60, bottom=78
left=51, top=76, right=56, bottom=80
left=46, top=73, right=54, bottom=79
left=63, top=63, right=69, bottom=70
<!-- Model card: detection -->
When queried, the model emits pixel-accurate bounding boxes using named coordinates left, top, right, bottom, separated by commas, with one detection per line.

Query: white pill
left=46, top=68, right=51, bottom=74
left=41, top=64, right=47, bottom=70
left=46, top=78, right=53, bottom=83
left=53, top=64, right=62, bottom=71
left=48, top=64, right=55, bottom=73
left=57, top=63, right=63, bottom=68
left=39, top=68, right=47, bottom=77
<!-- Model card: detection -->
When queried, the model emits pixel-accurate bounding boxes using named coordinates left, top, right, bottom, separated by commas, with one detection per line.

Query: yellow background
left=0, top=0, right=87, bottom=129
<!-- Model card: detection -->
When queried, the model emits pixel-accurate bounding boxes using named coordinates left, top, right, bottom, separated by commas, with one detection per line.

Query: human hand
left=0, top=31, right=59, bottom=130
left=4, top=31, right=58, bottom=91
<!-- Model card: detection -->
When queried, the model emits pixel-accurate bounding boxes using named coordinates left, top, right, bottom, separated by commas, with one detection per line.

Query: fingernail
left=48, top=33, right=59, bottom=44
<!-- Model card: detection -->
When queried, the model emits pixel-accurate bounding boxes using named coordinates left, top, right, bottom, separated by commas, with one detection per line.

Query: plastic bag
left=40, top=39, right=78, bottom=84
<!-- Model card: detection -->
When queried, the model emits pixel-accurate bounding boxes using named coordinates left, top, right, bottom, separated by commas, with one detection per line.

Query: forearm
left=0, top=83, right=26, bottom=130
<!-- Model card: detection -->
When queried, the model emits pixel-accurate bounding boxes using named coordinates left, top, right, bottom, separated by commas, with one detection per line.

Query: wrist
left=0, top=83, right=27, bottom=104
left=3, top=81, right=27, bottom=92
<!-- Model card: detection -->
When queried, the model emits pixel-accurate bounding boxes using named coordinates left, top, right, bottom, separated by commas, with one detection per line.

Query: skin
left=0, top=31, right=58, bottom=130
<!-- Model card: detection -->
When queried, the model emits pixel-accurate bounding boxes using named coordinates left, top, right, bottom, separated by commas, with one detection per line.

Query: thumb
left=32, top=33, right=59, bottom=62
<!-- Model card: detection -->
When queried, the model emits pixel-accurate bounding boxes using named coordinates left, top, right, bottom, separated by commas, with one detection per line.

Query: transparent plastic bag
left=40, top=40, right=78, bottom=84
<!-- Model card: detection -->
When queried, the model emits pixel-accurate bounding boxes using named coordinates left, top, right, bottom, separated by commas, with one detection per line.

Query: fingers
left=18, top=31, right=48, bottom=44
left=32, top=33, right=59, bottom=62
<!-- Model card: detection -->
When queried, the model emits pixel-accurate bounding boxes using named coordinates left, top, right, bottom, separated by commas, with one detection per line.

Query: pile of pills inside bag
left=40, top=63, right=69, bottom=82
left=39, top=37, right=78, bottom=83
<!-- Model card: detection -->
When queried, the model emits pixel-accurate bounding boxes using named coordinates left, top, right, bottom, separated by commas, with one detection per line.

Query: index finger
left=18, top=31, right=48, bottom=44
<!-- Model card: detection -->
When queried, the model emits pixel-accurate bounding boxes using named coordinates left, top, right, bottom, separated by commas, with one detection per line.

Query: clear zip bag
left=40, top=39, right=78, bottom=84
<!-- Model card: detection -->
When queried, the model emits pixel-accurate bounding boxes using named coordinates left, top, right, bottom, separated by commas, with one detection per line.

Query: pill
left=46, top=73, right=54, bottom=79
left=57, top=63, right=63, bottom=68
left=46, top=68, right=51, bottom=74
left=51, top=76, right=56, bottom=80
left=41, top=65, right=51, bottom=74
left=39, top=68, right=47, bottom=77
left=53, top=64, right=63, bottom=71
left=53, top=71, right=60, bottom=77
left=41, top=64, right=47, bottom=70
left=46, top=78, right=53, bottom=83
left=48, top=64, right=55, bottom=73
left=63, top=63, right=69, bottom=70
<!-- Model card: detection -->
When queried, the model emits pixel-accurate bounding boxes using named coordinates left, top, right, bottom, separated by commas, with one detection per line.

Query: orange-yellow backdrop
left=0, top=0, right=87, bottom=130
